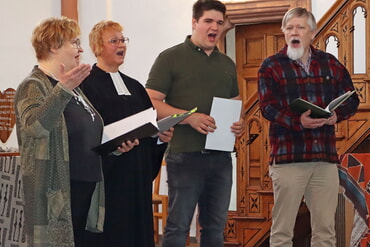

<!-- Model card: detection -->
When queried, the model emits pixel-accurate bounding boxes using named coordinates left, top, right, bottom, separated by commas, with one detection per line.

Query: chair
left=152, top=160, right=168, bottom=243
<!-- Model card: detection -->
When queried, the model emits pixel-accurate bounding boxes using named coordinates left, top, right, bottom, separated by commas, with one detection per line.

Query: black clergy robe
left=81, top=64, right=166, bottom=247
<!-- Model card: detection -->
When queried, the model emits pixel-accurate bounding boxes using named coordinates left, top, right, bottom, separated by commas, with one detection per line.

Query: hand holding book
left=93, top=107, right=197, bottom=154
left=289, top=90, right=356, bottom=118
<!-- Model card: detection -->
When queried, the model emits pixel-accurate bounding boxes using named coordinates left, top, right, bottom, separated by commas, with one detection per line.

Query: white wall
left=312, top=0, right=337, bottom=21
left=0, top=1, right=60, bottom=90
left=0, top=0, right=60, bottom=150
left=78, top=0, right=193, bottom=84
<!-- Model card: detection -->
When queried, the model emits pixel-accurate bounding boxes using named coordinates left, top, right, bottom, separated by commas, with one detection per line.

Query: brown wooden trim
left=225, top=0, right=312, bottom=25
left=61, top=0, right=78, bottom=22
left=0, top=152, right=19, bottom=157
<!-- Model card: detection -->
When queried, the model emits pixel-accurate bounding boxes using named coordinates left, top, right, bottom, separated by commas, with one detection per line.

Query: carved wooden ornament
left=0, top=88, right=16, bottom=143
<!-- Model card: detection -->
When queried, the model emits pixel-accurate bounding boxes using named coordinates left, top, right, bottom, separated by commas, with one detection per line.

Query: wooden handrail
left=0, top=152, right=19, bottom=157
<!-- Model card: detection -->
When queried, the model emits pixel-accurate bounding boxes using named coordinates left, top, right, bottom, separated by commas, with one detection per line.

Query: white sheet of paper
left=205, top=97, right=242, bottom=152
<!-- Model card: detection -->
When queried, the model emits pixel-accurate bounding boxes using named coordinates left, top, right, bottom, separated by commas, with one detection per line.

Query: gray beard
left=287, top=45, right=304, bottom=60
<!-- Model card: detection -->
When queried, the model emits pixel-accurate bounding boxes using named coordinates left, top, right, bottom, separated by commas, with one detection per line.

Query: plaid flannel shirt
left=258, top=45, right=359, bottom=165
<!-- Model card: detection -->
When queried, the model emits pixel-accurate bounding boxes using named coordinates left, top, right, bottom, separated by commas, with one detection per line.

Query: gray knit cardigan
left=14, top=66, right=105, bottom=247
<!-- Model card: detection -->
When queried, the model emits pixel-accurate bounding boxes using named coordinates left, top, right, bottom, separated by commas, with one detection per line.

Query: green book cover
left=289, top=90, right=356, bottom=118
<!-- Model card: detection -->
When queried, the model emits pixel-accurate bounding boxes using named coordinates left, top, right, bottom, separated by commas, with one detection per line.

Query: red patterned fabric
left=339, top=154, right=370, bottom=246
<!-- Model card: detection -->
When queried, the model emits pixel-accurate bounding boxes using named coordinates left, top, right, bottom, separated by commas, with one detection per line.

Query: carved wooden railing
left=224, top=0, right=370, bottom=246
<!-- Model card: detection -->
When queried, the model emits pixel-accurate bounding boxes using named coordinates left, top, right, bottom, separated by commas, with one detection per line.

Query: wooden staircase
left=224, top=0, right=370, bottom=246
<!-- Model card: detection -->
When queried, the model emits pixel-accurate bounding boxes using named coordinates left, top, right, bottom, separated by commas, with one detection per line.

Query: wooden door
left=235, top=22, right=284, bottom=205
left=236, top=23, right=284, bottom=101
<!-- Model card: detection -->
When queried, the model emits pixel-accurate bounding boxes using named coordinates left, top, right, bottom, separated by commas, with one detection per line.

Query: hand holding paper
left=205, top=97, right=242, bottom=152
left=157, top=128, right=174, bottom=143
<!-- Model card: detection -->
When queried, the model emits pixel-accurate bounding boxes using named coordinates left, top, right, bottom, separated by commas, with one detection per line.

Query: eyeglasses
left=107, top=37, right=129, bottom=46
left=70, top=38, right=81, bottom=49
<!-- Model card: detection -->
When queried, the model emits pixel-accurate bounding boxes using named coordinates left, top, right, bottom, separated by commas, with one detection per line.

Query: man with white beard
left=258, top=7, right=359, bottom=247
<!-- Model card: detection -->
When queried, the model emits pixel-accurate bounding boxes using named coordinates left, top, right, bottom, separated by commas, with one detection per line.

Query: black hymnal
left=93, top=107, right=197, bottom=155
left=92, top=108, right=158, bottom=155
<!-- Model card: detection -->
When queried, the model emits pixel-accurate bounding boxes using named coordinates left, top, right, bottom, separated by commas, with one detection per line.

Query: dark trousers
left=163, top=151, right=233, bottom=247
left=70, top=180, right=96, bottom=247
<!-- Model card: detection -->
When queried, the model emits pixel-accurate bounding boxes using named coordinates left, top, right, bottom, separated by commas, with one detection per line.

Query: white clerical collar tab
left=109, top=72, right=131, bottom=96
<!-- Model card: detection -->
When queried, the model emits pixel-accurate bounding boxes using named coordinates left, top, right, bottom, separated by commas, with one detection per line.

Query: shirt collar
left=295, top=47, right=312, bottom=73
left=184, top=35, right=219, bottom=55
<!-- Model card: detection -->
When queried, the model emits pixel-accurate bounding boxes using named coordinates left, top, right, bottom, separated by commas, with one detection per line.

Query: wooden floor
left=155, top=236, right=199, bottom=247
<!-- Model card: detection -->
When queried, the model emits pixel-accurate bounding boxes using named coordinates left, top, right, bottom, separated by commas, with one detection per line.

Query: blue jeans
left=162, top=151, right=232, bottom=247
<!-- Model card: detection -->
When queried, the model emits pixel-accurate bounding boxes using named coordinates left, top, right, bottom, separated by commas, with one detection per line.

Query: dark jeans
left=162, top=151, right=232, bottom=247
left=70, top=180, right=96, bottom=247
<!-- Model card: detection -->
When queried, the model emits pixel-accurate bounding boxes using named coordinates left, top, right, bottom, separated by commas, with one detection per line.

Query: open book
left=93, top=107, right=196, bottom=154
left=289, top=90, right=356, bottom=118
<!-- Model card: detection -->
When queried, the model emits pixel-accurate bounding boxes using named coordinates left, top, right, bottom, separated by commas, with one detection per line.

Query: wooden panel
left=244, top=77, right=258, bottom=99
left=245, top=38, right=264, bottom=67
left=236, top=23, right=282, bottom=100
